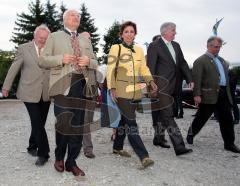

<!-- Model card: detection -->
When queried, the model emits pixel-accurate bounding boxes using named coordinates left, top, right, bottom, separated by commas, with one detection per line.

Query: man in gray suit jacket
left=39, top=9, right=98, bottom=178
left=2, top=25, right=51, bottom=166
left=186, top=36, right=240, bottom=153
left=147, top=22, right=193, bottom=156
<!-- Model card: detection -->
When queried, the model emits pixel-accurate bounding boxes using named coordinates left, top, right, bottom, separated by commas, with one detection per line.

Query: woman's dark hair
left=120, top=21, right=137, bottom=35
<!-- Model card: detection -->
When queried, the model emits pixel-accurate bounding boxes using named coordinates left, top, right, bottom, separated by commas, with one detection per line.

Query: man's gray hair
left=207, top=36, right=223, bottom=46
left=160, top=22, right=176, bottom=35
left=34, top=24, right=50, bottom=36
left=63, top=9, right=81, bottom=26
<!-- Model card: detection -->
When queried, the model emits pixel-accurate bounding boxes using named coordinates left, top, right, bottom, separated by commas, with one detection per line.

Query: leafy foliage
left=0, top=51, right=18, bottom=97
left=11, top=0, right=46, bottom=46
left=44, top=0, right=61, bottom=32
left=11, top=1, right=99, bottom=53
left=78, top=3, right=100, bottom=53
left=101, top=21, right=121, bottom=63
left=57, top=1, right=67, bottom=29
left=4, top=1, right=101, bottom=96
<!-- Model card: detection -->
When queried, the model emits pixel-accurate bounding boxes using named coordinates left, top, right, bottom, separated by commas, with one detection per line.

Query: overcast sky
left=0, top=0, right=239, bottom=66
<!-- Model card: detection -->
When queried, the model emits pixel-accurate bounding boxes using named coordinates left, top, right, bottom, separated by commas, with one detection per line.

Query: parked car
left=235, top=84, right=240, bottom=103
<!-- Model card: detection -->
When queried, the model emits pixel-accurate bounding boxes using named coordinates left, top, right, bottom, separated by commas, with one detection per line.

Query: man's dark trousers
left=24, top=99, right=50, bottom=158
left=53, top=74, right=86, bottom=168
left=188, top=87, right=235, bottom=146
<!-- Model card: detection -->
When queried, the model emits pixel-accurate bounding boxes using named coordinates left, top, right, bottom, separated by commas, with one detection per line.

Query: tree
left=57, top=1, right=67, bottom=29
left=0, top=51, right=18, bottom=98
left=101, top=21, right=121, bottom=63
left=11, top=0, right=46, bottom=46
left=78, top=3, right=100, bottom=53
left=44, top=0, right=61, bottom=32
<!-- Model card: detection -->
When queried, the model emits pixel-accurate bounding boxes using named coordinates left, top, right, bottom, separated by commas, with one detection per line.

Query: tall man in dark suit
left=147, top=22, right=193, bottom=156
left=39, top=9, right=98, bottom=178
left=2, top=25, right=51, bottom=166
left=186, top=36, right=240, bottom=153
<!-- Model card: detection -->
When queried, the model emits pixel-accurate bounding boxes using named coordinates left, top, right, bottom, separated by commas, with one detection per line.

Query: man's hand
left=2, top=89, right=9, bottom=97
left=194, top=96, right=201, bottom=107
left=112, top=128, right=117, bottom=141
left=76, top=55, right=90, bottom=67
left=63, top=54, right=76, bottom=65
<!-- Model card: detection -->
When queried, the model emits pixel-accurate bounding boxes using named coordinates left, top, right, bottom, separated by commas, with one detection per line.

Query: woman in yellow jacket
left=107, top=21, right=158, bottom=169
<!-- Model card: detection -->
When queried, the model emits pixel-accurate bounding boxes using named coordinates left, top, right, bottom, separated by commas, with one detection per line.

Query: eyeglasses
left=211, top=45, right=222, bottom=49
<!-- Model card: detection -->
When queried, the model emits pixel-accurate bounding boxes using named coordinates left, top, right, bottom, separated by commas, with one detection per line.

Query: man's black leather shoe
left=176, top=148, right=193, bottom=156
left=27, top=149, right=37, bottom=157
left=35, top=157, right=48, bottom=166
left=155, top=141, right=170, bottom=148
left=224, top=144, right=240, bottom=153
left=153, top=137, right=170, bottom=148
left=176, top=115, right=183, bottom=119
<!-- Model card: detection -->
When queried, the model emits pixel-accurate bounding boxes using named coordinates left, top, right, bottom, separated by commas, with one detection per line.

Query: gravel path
left=0, top=100, right=239, bottom=186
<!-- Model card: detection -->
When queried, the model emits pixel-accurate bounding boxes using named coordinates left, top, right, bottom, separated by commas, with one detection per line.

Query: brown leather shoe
left=84, top=152, right=95, bottom=159
left=54, top=160, right=64, bottom=172
left=113, top=149, right=131, bottom=157
left=66, top=165, right=85, bottom=177
left=141, top=157, right=154, bottom=169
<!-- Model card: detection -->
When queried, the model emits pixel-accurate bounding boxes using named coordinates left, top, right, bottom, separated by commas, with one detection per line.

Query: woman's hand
left=110, top=88, right=118, bottom=103
left=149, top=80, right=158, bottom=97
left=111, top=128, right=117, bottom=141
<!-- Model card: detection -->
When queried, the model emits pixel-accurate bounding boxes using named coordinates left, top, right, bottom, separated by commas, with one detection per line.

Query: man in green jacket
left=186, top=36, right=240, bottom=153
